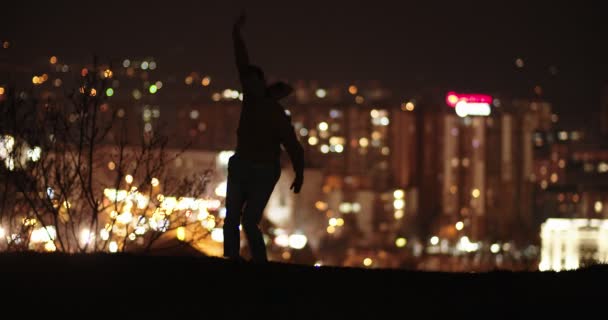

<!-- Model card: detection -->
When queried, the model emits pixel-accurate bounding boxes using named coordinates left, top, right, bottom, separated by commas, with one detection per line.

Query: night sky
left=2, top=0, right=606, bottom=124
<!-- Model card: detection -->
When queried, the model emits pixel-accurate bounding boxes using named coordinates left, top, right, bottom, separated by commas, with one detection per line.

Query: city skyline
left=1, top=0, right=605, bottom=123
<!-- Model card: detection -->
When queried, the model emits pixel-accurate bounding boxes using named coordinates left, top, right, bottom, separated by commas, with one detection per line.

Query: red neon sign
left=445, top=92, right=493, bottom=108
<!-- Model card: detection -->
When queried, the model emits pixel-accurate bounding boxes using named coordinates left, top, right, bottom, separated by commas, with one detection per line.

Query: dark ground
left=0, top=253, right=604, bottom=317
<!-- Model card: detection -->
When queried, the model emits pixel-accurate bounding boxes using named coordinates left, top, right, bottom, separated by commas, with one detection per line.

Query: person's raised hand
left=290, top=174, right=303, bottom=194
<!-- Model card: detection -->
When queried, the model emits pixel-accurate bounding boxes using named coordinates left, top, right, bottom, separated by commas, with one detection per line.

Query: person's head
left=267, top=81, right=293, bottom=101
left=243, top=65, right=266, bottom=97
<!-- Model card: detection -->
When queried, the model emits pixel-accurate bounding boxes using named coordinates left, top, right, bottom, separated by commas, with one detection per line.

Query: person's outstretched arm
left=276, top=108, right=305, bottom=193
left=233, top=12, right=249, bottom=81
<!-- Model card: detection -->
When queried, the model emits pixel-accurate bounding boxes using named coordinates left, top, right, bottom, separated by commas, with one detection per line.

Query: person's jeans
left=223, top=154, right=280, bottom=262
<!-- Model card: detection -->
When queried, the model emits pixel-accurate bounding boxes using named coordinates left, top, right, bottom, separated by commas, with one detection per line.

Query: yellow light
left=125, top=174, right=133, bottom=184
left=370, top=109, right=379, bottom=118
left=109, top=241, right=118, bottom=253
left=335, top=144, right=344, bottom=153
left=471, top=189, right=481, bottom=198
left=211, top=228, right=224, bottom=242
left=455, top=221, right=464, bottom=231
left=393, top=189, right=405, bottom=199
left=282, top=251, right=291, bottom=260
left=326, top=226, right=336, bottom=234
left=149, top=85, right=158, bottom=94
left=359, top=138, right=369, bottom=148
left=315, top=201, right=328, bottom=211
left=430, top=236, right=439, bottom=245
left=394, top=210, right=404, bottom=219
left=212, top=92, right=221, bottom=101
left=406, top=102, right=415, bottom=111
left=32, top=76, right=40, bottom=84
left=90, top=88, right=97, bottom=96
left=201, top=76, right=211, bottom=86
left=320, top=145, right=330, bottom=154
left=50, top=56, right=57, bottom=64
left=151, top=178, right=160, bottom=187
left=348, top=85, right=358, bottom=95
left=393, top=199, right=405, bottom=210
left=595, top=201, right=603, bottom=213
left=558, top=159, right=566, bottom=168
left=103, top=69, right=113, bottom=78
left=355, top=95, right=364, bottom=104
left=363, top=258, right=373, bottom=267
left=176, top=226, right=186, bottom=241
left=371, top=131, right=382, bottom=140
left=329, top=218, right=338, bottom=227
left=185, top=76, right=193, bottom=85
left=550, top=173, right=558, bottom=183
left=395, top=237, right=407, bottom=248
left=318, top=122, right=329, bottom=131
left=315, top=88, right=327, bottom=98
left=308, top=136, right=319, bottom=146
left=107, top=161, right=116, bottom=170
left=336, top=218, right=345, bottom=227
left=100, top=229, right=110, bottom=241
left=0, top=87, right=4, bottom=95
left=44, top=242, right=56, bottom=252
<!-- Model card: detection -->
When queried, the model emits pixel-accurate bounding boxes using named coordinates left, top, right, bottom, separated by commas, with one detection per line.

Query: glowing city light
left=393, top=199, right=405, bottom=210
left=491, top=243, right=501, bottom=254
left=289, top=234, right=308, bottom=249
left=430, top=236, right=439, bottom=246
left=215, top=181, right=227, bottom=197
left=176, top=226, right=186, bottom=241
left=348, top=85, right=358, bottom=95
left=329, top=218, right=338, bottom=227
left=395, top=237, right=407, bottom=248
left=151, top=178, right=160, bottom=187
left=125, top=174, right=133, bottom=184
left=149, top=84, right=158, bottom=94
left=359, top=138, right=369, bottom=148
left=363, top=258, right=373, bottom=267
left=105, top=88, right=114, bottom=97
left=318, top=122, right=329, bottom=131
left=315, top=89, right=327, bottom=98
left=455, top=221, right=464, bottom=231
left=80, top=229, right=93, bottom=244
left=109, top=241, right=118, bottom=253
left=202, top=76, right=211, bottom=86
left=595, top=201, right=603, bottom=213
left=393, top=189, right=405, bottom=199
left=211, top=228, right=224, bottom=242
left=472, top=189, right=481, bottom=198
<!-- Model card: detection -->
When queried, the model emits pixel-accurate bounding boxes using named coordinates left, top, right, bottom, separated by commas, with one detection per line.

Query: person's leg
left=223, top=156, right=246, bottom=259
left=242, top=164, right=280, bottom=263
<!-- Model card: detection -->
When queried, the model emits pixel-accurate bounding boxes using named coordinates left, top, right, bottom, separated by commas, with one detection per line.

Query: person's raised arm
left=233, top=12, right=249, bottom=80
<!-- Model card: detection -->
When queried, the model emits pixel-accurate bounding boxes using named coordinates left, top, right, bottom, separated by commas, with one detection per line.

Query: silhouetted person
left=223, top=12, right=304, bottom=263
